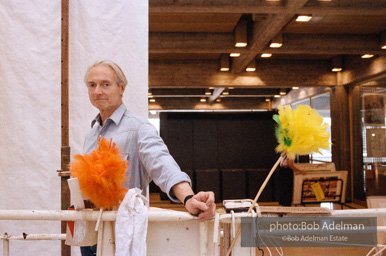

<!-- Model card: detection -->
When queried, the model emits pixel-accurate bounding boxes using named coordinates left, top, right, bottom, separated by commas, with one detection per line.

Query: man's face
left=86, top=65, right=125, bottom=114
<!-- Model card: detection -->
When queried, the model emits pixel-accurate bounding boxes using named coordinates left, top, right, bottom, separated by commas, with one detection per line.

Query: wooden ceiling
left=148, top=0, right=386, bottom=111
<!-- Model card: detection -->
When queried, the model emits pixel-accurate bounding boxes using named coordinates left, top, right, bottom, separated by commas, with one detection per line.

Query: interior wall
left=159, top=112, right=280, bottom=203
left=0, top=1, right=148, bottom=255
left=160, top=112, right=279, bottom=170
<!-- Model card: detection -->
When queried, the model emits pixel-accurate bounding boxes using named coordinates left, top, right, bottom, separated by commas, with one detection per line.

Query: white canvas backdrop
left=0, top=1, right=148, bottom=255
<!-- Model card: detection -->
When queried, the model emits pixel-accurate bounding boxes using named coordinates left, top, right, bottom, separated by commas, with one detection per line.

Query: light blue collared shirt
left=83, top=104, right=191, bottom=202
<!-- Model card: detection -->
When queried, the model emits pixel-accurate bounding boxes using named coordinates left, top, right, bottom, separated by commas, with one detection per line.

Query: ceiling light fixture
left=205, top=89, right=212, bottom=95
left=361, top=54, right=374, bottom=59
left=246, top=60, right=256, bottom=72
left=280, top=89, right=287, bottom=95
left=200, top=97, right=207, bottom=102
left=234, top=19, right=247, bottom=47
left=292, top=86, right=299, bottom=90
left=331, top=56, right=343, bottom=72
left=230, top=53, right=241, bottom=57
left=216, top=98, right=221, bottom=102
left=265, top=98, right=271, bottom=102
left=222, top=88, right=230, bottom=95
left=381, top=31, right=386, bottom=49
left=296, top=15, right=312, bottom=22
left=149, top=98, right=156, bottom=102
left=220, top=54, right=230, bottom=71
left=274, top=95, right=281, bottom=98
left=269, top=32, right=283, bottom=48
left=261, top=53, right=272, bottom=58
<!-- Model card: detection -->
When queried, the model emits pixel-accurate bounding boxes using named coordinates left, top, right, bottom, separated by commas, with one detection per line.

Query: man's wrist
left=183, top=195, right=194, bottom=206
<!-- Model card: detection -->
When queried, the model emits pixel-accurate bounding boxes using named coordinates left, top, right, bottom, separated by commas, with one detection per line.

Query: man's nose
left=94, top=84, right=103, bottom=95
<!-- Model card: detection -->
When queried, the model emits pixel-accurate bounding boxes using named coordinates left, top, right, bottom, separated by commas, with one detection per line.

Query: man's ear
left=119, top=84, right=126, bottom=96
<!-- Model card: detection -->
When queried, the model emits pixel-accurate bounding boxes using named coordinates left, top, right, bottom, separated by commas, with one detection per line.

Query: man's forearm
left=171, top=181, right=194, bottom=203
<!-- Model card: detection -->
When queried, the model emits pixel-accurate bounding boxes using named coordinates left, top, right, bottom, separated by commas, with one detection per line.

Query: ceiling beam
left=231, top=0, right=309, bottom=73
left=342, top=55, right=386, bottom=86
left=150, top=0, right=386, bottom=15
left=150, top=32, right=237, bottom=54
left=150, top=33, right=385, bottom=55
left=149, top=59, right=336, bottom=88
left=148, top=97, right=270, bottom=111
left=264, top=34, right=385, bottom=55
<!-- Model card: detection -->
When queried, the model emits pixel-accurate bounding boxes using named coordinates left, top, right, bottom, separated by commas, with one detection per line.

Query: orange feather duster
left=70, top=137, right=128, bottom=209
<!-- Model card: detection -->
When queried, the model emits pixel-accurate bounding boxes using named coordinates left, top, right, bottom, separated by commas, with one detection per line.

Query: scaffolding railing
left=1, top=207, right=386, bottom=256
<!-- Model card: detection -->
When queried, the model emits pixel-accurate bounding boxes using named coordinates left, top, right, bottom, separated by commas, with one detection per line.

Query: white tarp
left=0, top=1, right=148, bottom=255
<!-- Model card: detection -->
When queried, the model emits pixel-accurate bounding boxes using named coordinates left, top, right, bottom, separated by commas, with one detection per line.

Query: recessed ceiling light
left=230, top=53, right=241, bottom=57
left=270, top=33, right=283, bottom=48
left=269, top=42, right=282, bottom=48
left=265, top=98, right=271, bottom=102
left=331, top=56, right=343, bottom=72
left=149, top=98, right=156, bottom=102
left=361, top=54, right=374, bottom=59
left=200, top=97, right=207, bottom=102
left=220, top=54, right=230, bottom=71
left=234, top=19, right=247, bottom=48
left=246, top=60, right=256, bottom=71
left=292, top=87, right=299, bottom=90
left=296, top=15, right=312, bottom=22
left=261, top=53, right=272, bottom=58
left=235, top=42, right=247, bottom=47
left=274, top=95, right=281, bottom=98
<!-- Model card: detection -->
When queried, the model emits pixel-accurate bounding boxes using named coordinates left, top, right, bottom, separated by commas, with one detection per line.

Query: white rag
left=115, top=188, right=149, bottom=256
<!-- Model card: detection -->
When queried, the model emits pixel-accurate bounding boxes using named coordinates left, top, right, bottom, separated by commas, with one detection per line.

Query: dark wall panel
left=165, top=117, right=194, bottom=170
left=193, top=118, right=218, bottom=169
left=217, top=118, right=245, bottom=169
left=160, top=112, right=278, bottom=172
left=243, top=115, right=279, bottom=169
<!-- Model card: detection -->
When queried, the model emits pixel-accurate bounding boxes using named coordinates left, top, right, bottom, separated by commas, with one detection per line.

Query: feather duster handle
left=273, top=105, right=330, bottom=160
left=70, top=137, right=128, bottom=209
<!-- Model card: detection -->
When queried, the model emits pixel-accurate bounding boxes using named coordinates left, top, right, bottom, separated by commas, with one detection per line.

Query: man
left=81, top=60, right=215, bottom=255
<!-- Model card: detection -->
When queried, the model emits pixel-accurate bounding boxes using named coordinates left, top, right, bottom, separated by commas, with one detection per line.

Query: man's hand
left=184, top=191, right=215, bottom=222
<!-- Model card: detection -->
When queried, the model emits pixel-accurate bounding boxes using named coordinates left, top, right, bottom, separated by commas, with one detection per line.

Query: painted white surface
left=0, top=1, right=148, bottom=255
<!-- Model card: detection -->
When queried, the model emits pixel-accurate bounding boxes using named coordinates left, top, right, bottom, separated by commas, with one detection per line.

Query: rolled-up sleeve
left=137, top=123, right=191, bottom=202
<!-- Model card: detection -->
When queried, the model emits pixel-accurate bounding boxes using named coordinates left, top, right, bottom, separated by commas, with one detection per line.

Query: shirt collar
left=91, top=104, right=127, bottom=128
